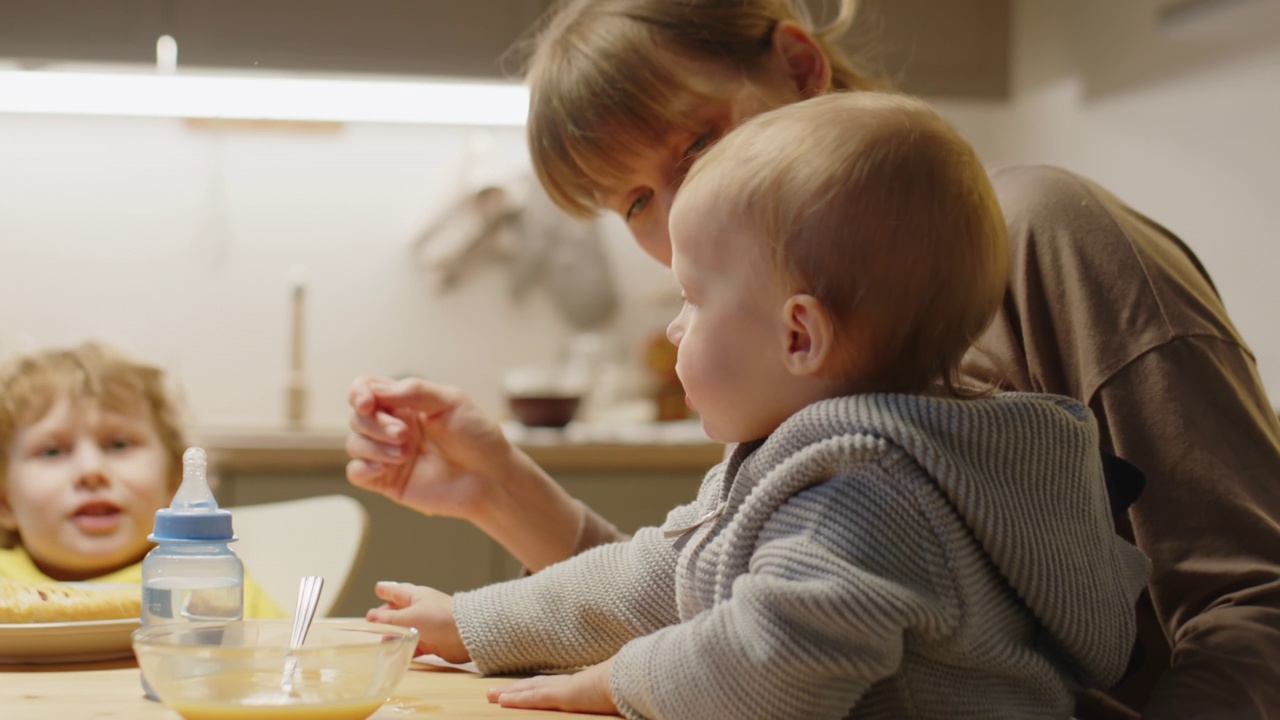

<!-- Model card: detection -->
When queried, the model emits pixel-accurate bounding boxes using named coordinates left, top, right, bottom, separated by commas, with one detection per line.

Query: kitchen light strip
left=0, top=70, right=529, bottom=126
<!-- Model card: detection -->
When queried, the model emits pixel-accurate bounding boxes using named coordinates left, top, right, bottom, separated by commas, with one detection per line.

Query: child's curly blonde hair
left=0, top=342, right=187, bottom=547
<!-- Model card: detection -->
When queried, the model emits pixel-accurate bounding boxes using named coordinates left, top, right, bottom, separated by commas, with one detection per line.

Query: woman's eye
left=684, top=132, right=713, bottom=159
left=626, top=190, right=652, bottom=222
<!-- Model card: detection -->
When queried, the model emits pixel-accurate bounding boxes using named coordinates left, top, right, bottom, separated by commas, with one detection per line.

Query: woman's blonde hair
left=0, top=342, right=187, bottom=545
left=680, top=92, right=1009, bottom=395
left=518, top=0, right=885, bottom=218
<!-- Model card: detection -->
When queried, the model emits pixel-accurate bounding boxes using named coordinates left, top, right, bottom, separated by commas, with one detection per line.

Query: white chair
left=230, top=495, right=369, bottom=618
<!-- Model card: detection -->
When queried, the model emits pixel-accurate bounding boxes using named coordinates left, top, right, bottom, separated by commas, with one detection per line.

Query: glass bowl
left=133, top=619, right=418, bottom=720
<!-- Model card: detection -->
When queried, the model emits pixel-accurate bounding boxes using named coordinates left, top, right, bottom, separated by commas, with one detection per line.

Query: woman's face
left=602, top=70, right=806, bottom=266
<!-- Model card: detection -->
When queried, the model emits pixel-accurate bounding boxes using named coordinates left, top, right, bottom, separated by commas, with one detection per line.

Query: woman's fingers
left=351, top=376, right=461, bottom=417
left=345, top=420, right=407, bottom=463
left=345, top=458, right=388, bottom=490
left=348, top=376, right=385, bottom=416
left=348, top=405, right=407, bottom=444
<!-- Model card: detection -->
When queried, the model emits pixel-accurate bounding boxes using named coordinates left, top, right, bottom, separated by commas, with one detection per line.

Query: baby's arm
left=609, top=477, right=960, bottom=720
left=451, top=467, right=725, bottom=675
left=454, top=523, right=685, bottom=673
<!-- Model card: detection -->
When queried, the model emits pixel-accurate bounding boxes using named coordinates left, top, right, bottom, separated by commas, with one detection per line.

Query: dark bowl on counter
left=508, top=395, right=582, bottom=428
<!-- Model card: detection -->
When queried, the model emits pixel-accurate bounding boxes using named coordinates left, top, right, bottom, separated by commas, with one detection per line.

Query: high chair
left=229, top=495, right=369, bottom=618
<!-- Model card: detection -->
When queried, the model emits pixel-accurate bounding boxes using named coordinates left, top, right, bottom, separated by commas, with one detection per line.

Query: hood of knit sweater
left=745, top=391, right=1151, bottom=688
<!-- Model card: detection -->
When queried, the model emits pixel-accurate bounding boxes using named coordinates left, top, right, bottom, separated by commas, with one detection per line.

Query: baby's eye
left=626, top=190, right=652, bottom=222
left=36, top=445, right=67, bottom=459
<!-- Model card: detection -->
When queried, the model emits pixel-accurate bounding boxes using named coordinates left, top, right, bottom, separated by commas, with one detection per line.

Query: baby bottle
left=140, top=447, right=243, bottom=697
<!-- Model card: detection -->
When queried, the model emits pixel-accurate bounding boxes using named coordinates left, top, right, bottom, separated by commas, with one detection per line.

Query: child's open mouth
left=72, top=501, right=123, bottom=533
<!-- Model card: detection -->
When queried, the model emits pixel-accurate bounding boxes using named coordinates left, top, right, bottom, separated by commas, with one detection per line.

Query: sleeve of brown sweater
left=1092, top=337, right=1280, bottom=718
left=970, top=165, right=1280, bottom=718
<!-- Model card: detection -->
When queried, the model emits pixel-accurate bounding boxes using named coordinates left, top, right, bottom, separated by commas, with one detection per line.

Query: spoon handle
left=290, top=575, right=325, bottom=649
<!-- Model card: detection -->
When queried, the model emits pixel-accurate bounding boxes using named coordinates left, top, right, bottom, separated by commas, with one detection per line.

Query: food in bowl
left=133, top=619, right=418, bottom=720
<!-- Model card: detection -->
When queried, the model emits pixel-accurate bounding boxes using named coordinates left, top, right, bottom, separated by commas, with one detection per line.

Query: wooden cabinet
left=200, top=429, right=721, bottom=618
left=2, top=0, right=1011, bottom=99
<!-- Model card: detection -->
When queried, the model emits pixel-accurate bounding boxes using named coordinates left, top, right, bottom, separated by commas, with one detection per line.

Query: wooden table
left=0, top=658, right=566, bottom=719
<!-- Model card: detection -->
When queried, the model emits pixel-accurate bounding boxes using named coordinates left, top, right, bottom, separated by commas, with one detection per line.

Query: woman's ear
left=782, top=294, right=835, bottom=376
left=771, top=21, right=833, bottom=98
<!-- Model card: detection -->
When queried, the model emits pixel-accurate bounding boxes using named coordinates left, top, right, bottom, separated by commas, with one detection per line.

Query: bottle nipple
left=151, top=447, right=234, bottom=541
left=170, top=447, right=218, bottom=511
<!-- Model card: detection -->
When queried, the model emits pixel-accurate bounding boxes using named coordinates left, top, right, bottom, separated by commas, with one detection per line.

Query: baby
left=366, top=92, right=1150, bottom=719
left=0, top=342, right=282, bottom=618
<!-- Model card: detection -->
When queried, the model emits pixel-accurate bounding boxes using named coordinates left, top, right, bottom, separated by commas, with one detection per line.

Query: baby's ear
left=781, top=294, right=835, bottom=376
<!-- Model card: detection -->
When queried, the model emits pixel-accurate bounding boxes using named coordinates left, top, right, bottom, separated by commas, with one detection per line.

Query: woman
left=345, top=2, right=1280, bottom=718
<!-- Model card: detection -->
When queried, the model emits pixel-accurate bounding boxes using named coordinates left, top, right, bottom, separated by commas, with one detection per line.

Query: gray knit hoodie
left=455, top=393, right=1151, bottom=719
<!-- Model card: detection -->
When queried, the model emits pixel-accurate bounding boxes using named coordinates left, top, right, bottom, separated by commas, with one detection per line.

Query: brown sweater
left=572, top=165, right=1280, bottom=719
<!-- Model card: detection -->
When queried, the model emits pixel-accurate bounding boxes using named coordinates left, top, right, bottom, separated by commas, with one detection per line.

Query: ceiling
left=0, top=0, right=1010, bottom=99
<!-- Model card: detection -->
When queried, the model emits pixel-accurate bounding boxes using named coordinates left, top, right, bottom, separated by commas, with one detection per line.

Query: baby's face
left=666, top=199, right=818, bottom=443
left=0, top=395, right=172, bottom=580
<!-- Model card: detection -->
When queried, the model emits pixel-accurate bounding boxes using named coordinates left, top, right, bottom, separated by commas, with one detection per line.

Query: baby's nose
left=666, top=318, right=684, bottom=346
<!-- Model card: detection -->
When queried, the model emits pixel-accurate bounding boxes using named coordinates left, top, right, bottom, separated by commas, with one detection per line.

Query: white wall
left=3, top=2, right=1277, bottom=431
left=981, top=0, right=1280, bottom=397
left=0, top=115, right=678, bottom=428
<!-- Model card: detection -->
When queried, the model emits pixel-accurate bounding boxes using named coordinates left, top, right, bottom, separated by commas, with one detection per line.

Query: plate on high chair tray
left=0, top=583, right=140, bottom=664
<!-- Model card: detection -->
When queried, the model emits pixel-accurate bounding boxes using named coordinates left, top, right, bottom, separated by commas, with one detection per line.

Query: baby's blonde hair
left=680, top=91, right=1009, bottom=395
left=0, top=343, right=187, bottom=546
left=518, top=0, right=885, bottom=218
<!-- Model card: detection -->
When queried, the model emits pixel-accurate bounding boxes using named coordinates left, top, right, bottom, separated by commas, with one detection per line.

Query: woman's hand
left=366, top=581, right=470, bottom=664
left=487, top=657, right=619, bottom=716
left=345, top=376, right=515, bottom=521
left=344, top=375, right=590, bottom=572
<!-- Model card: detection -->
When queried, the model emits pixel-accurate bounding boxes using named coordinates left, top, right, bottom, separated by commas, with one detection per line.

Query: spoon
left=282, top=575, right=324, bottom=697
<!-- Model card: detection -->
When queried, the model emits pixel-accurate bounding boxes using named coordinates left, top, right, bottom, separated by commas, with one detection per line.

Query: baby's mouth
left=73, top=501, right=124, bottom=533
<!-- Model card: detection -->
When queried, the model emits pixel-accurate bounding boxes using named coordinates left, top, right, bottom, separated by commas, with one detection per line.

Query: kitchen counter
left=192, top=420, right=724, bottom=475
left=189, top=421, right=722, bottom=615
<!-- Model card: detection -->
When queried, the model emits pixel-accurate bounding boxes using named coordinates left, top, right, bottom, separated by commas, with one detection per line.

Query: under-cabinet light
left=0, top=70, right=529, bottom=126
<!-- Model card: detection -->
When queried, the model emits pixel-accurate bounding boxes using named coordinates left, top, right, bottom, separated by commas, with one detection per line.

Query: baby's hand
left=487, top=657, right=619, bottom=716
left=366, top=581, right=469, bottom=664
